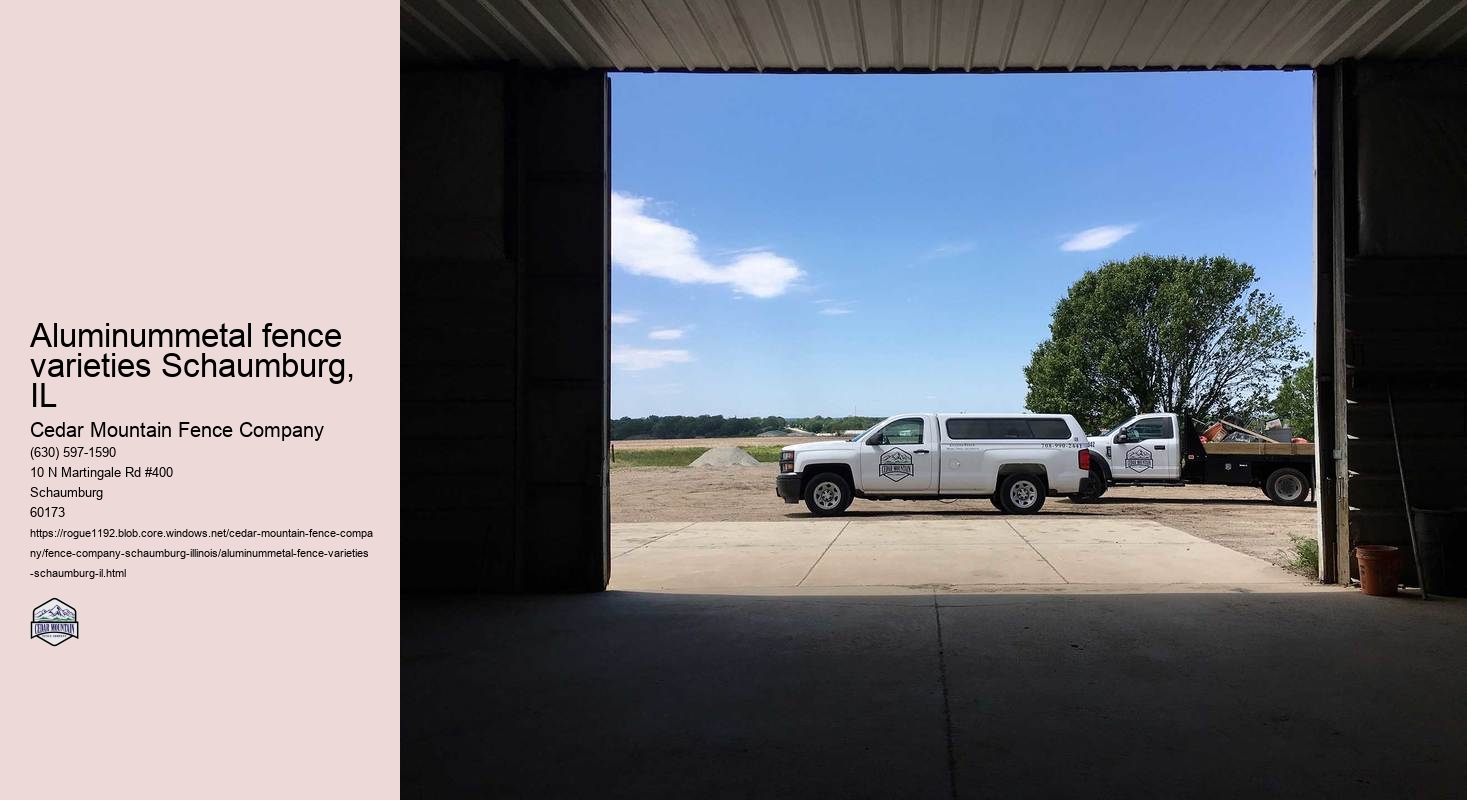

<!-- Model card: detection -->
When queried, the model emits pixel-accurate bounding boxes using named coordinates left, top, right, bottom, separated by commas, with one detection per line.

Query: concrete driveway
left=611, top=517, right=1310, bottom=592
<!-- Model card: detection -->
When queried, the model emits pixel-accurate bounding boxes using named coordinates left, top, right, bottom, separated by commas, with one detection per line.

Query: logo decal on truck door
left=1125, top=446, right=1153, bottom=472
left=879, top=448, right=914, bottom=481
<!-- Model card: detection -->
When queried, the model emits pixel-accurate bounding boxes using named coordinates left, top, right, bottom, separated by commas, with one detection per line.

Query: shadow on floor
left=403, top=590, right=1464, bottom=799
left=1090, top=497, right=1320, bottom=508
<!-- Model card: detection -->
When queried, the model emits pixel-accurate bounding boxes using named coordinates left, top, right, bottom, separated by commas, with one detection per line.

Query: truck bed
left=1202, top=441, right=1315, bottom=457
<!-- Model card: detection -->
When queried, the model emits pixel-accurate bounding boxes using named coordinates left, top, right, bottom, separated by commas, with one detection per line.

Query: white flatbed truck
left=1080, top=412, right=1316, bottom=505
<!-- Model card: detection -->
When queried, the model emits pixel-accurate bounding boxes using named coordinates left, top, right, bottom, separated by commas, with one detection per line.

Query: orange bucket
left=1355, top=545, right=1402, bottom=597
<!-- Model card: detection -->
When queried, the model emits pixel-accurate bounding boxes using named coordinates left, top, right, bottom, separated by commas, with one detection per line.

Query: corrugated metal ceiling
left=401, top=0, right=1467, bottom=71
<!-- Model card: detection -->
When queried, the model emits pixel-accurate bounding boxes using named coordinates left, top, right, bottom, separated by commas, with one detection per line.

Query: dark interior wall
left=513, top=72, right=611, bottom=591
left=402, top=69, right=609, bottom=593
left=1320, top=60, right=1467, bottom=582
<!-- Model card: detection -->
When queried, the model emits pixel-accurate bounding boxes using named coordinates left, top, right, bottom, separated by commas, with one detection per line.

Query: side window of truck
left=946, top=419, right=992, bottom=439
left=986, top=419, right=1030, bottom=439
left=1129, top=417, right=1174, bottom=441
left=946, top=418, right=1072, bottom=440
left=880, top=418, right=924, bottom=444
left=1026, top=419, right=1073, bottom=439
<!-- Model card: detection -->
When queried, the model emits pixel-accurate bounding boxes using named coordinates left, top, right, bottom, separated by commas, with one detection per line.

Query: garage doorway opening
left=607, top=70, right=1321, bottom=594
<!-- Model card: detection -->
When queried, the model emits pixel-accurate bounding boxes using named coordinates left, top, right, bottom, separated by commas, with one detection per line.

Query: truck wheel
left=1265, top=467, right=1310, bottom=505
left=989, top=494, right=1003, bottom=511
left=804, top=472, right=853, bottom=516
left=1068, top=466, right=1108, bottom=503
left=998, top=474, right=1047, bottom=515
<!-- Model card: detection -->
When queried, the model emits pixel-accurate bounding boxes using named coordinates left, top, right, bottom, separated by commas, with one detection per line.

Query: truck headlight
left=779, top=450, right=795, bottom=474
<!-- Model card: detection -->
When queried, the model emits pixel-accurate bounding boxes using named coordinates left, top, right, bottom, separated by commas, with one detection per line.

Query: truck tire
left=989, top=494, right=1003, bottom=510
left=998, top=473, right=1047, bottom=515
left=1068, top=466, right=1108, bottom=503
left=804, top=472, right=854, bottom=516
left=1265, top=467, right=1310, bottom=505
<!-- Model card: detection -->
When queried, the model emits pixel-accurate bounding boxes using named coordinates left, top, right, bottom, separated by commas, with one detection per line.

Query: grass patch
left=1288, top=535, right=1319, bottom=575
left=740, top=446, right=784, bottom=463
left=610, top=447, right=707, bottom=467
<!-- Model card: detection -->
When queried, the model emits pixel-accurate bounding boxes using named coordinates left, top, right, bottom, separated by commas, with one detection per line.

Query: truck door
left=1112, top=415, right=1178, bottom=480
left=936, top=416, right=989, bottom=494
left=860, top=416, right=936, bottom=494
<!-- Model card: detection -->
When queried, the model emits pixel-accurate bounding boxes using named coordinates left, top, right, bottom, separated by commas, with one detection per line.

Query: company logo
left=32, top=599, right=78, bottom=646
left=879, top=448, right=914, bottom=482
left=1125, top=446, right=1154, bottom=472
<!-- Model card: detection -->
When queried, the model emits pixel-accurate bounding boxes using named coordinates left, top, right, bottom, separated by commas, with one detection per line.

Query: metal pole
left=1387, top=385, right=1429, bottom=600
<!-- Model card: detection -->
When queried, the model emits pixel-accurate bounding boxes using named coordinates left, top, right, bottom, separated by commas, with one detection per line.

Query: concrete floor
left=403, top=588, right=1467, bottom=798
left=404, top=517, right=1460, bottom=797
left=610, top=518, right=1307, bottom=592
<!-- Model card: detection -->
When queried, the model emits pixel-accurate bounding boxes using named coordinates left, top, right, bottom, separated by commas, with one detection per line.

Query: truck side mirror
left=868, top=433, right=885, bottom=446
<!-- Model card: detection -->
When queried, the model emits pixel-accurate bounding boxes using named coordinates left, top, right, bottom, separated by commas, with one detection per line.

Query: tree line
left=611, top=415, right=881, bottom=440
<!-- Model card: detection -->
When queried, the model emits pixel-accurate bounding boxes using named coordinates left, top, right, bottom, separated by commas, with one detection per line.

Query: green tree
left=1024, top=254, right=1304, bottom=432
left=1272, top=362, right=1315, bottom=440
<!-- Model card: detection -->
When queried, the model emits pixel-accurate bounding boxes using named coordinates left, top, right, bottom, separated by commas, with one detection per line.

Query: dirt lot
left=612, top=461, right=1319, bottom=573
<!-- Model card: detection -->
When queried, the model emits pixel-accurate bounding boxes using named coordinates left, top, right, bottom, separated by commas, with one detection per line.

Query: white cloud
left=610, top=312, right=638, bottom=325
left=1061, top=224, right=1138, bottom=252
left=648, top=328, right=685, bottom=341
left=611, top=346, right=693, bottom=371
left=611, top=192, right=803, bottom=298
left=818, top=306, right=854, bottom=316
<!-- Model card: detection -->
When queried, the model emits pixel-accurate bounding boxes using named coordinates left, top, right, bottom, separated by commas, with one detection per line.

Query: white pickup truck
left=1079, top=412, right=1316, bottom=505
left=775, top=413, right=1094, bottom=516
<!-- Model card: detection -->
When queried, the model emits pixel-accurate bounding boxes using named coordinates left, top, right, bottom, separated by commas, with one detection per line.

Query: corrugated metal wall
left=1321, top=59, right=1467, bottom=583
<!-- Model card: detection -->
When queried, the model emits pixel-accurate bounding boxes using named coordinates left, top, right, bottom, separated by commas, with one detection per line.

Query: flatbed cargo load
left=1202, top=441, right=1315, bottom=457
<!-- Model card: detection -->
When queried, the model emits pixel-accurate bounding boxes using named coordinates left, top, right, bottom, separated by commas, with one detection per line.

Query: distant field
left=610, top=442, right=796, bottom=466
left=611, top=436, right=826, bottom=450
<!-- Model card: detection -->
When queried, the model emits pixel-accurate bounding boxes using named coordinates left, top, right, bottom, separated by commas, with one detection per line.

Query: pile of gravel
left=689, top=446, right=761, bottom=467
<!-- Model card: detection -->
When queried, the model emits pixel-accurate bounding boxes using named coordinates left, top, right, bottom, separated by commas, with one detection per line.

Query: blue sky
left=610, top=70, right=1314, bottom=418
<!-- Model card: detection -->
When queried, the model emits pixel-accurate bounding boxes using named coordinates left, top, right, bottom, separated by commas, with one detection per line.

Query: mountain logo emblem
left=879, top=447, right=915, bottom=482
left=32, top=599, right=78, bottom=646
left=1125, top=446, right=1154, bottom=473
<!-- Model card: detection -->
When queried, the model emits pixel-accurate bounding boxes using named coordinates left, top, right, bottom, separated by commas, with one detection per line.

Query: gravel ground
left=611, top=462, right=1319, bottom=573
